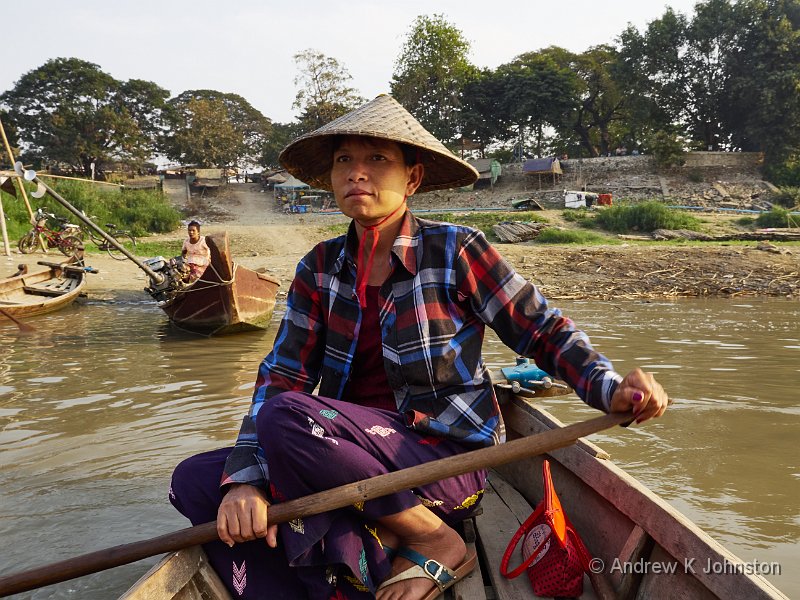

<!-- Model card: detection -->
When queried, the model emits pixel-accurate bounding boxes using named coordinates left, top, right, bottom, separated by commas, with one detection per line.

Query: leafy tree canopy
left=722, top=0, right=800, bottom=164
left=292, top=49, right=365, bottom=132
left=391, top=14, right=478, bottom=144
left=259, top=121, right=305, bottom=169
left=0, top=57, right=170, bottom=177
left=163, top=90, right=271, bottom=168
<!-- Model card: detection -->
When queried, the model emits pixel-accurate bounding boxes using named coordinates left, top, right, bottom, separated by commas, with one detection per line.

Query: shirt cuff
left=599, top=371, right=623, bottom=413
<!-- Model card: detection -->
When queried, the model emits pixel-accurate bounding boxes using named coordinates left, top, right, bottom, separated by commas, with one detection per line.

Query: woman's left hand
left=610, top=368, right=669, bottom=423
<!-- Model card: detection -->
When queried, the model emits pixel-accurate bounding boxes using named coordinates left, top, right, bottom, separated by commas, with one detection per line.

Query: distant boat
left=11, top=163, right=280, bottom=336
left=146, top=232, right=280, bottom=335
left=0, top=259, right=93, bottom=319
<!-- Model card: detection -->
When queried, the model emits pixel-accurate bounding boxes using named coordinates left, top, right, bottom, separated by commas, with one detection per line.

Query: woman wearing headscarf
left=170, top=94, right=668, bottom=600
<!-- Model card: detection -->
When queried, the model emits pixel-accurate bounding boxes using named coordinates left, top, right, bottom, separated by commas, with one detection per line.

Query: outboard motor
left=142, top=256, right=191, bottom=303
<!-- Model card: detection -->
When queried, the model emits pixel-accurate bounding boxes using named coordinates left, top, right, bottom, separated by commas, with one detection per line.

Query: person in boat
left=169, top=94, right=669, bottom=600
left=181, top=220, right=211, bottom=282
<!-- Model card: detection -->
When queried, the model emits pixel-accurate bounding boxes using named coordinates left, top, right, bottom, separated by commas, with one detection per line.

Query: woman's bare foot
left=375, top=522, right=466, bottom=600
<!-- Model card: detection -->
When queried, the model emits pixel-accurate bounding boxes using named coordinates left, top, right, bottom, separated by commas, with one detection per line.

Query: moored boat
left=13, top=165, right=280, bottom=336
left=120, top=390, right=787, bottom=600
left=145, top=232, right=280, bottom=335
left=0, top=259, right=92, bottom=320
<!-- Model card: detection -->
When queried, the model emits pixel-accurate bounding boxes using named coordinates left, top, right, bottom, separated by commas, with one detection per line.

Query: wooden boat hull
left=158, top=233, right=280, bottom=335
left=0, top=262, right=86, bottom=319
left=119, top=546, right=231, bottom=600
left=121, top=391, right=787, bottom=599
left=487, top=390, right=786, bottom=599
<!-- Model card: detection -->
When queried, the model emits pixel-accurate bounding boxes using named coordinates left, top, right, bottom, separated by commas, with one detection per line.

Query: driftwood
left=493, top=221, right=548, bottom=243
left=645, top=229, right=800, bottom=242
left=652, top=229, right=713, bottom=241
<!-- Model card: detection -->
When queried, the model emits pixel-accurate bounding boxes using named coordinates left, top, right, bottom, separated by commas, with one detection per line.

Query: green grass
left=80, top=239, right=183, bottom=258
left=131, top=239, right=183, bottom=257
left=534, top=228, right=616, bottom=244
left=0, top=179, right=181, bottom=240
left=755, top=208, right=799, bottom=228
left=594, top=201, right=702, bottom=233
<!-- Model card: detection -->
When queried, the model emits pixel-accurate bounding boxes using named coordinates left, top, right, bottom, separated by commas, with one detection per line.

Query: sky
left=2, top=0, right=701, bottom=124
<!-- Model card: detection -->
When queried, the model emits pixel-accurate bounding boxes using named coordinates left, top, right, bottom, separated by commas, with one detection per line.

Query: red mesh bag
left=500, top=460, right=591, bottom=597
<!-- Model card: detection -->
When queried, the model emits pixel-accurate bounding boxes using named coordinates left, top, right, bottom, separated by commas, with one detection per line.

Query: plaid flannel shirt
left=221, top=212, right=621, bottom=487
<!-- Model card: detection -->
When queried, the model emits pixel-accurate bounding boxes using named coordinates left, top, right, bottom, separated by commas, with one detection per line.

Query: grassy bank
left=0, top=179, right=181, bottom=241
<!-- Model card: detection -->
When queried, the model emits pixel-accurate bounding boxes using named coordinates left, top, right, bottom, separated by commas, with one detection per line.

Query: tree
left=683, top=0, right=738, bottom=150
left=0, top=58, right=169, bottom=176
left=496, top=49, right=581, bottom=158
left=164, top=98, right=242, bottom=167
left=460, top=69, right=514, bottom=155
left=569, top=46, right=629, bottom=157
left=391, top=14, right=477, bottom=144
left=0, top=111, right=20, bottom=169
left=163, top=90, right=271, bottom=168
left=292, top=49, right=364, bottom=132
left=118, top=79, right=172, bottom=164
left=259, top=121, right=305, bottom=168
left=617, top=9, right=690, bottom=140
left=722, top=0, right=800, bottom=171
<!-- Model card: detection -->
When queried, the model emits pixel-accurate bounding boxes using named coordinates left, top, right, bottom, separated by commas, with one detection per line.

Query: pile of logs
left=493, top=221, right=549, bottom=243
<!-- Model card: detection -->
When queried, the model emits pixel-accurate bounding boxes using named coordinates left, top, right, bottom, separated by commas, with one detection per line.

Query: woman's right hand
left=217, top=483, right=278, bottom=548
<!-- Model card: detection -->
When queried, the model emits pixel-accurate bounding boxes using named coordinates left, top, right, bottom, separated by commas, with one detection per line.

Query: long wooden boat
left=0, top=259, right=89, bottom=319
left=149, top=232, right=280, bottom=335
left=121, top=388, right=787, bottom=600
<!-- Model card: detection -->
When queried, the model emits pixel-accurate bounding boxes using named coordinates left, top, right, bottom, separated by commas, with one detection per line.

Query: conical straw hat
left=279, top=94, right=478, bottom=193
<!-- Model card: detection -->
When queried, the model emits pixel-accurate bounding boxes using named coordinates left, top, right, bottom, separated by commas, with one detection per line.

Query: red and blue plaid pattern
left=222, top=212, right=621, bottom=487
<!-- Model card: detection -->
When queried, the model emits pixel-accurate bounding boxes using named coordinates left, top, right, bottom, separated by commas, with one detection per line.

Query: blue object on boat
left=500, top=357, right=552, bottom=385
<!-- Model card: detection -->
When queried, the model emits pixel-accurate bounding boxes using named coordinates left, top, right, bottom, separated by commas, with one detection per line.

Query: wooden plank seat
left=37, top=261, right=96, bottom=275
left=23, top=278, right=79, bottom=297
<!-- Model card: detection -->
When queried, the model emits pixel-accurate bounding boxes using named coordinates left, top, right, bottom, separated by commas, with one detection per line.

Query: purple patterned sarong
left=170, top=391, right=486, bottom=599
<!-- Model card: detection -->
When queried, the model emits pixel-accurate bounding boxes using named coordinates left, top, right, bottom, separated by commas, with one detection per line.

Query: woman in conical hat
left=169, top=95, right=669, bottom=600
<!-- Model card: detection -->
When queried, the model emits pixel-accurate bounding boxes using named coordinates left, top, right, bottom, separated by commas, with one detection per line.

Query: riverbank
left=5, top=182, right=797, bottom=300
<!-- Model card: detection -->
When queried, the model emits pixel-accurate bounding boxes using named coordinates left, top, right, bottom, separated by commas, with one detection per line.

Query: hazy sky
left=3, top=0, right=699, bottom=123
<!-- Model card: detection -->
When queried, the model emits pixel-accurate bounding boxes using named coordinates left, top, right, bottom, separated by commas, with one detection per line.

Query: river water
left=0, top=296, right=797, bottom=598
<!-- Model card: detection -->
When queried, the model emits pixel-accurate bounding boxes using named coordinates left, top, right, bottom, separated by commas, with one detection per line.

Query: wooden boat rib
left=121, top=391, right=788, bottom=600
left=155, top=232, right=280, bottom=335
left=0, top=260, right=88, bottom=319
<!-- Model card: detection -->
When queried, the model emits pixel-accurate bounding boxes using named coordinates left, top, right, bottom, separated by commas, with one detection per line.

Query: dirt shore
left=6, top=182, right=797, bottom=300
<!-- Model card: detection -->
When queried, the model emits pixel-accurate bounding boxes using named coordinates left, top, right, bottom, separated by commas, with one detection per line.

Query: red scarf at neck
left=354, top=199, right=406, bottom=307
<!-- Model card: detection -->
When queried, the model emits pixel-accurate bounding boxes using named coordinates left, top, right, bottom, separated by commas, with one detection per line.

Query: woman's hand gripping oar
left=0, top=410, right=634, bottom=597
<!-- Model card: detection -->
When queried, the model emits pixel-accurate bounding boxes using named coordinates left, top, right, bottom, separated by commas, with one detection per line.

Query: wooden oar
left=0, top=409, right=633, bottom=597
left=0, top=307, right=36, bottom=334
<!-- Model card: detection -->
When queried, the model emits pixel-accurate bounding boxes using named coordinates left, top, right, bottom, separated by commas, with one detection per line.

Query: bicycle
left=87, top=222, right=137, bottom=260
left=53, top=215, right=84, bottom=240
left=17, top=210, right=83, bottom=257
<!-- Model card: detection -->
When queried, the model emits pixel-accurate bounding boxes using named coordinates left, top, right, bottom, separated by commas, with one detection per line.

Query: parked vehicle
left=87, top=222, right=137, bottom=260
left=17, top=209, right=83, bottom=257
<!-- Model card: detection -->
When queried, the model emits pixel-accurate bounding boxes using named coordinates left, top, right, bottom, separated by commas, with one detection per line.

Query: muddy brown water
left=0, top=297, right=797, bottom=598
